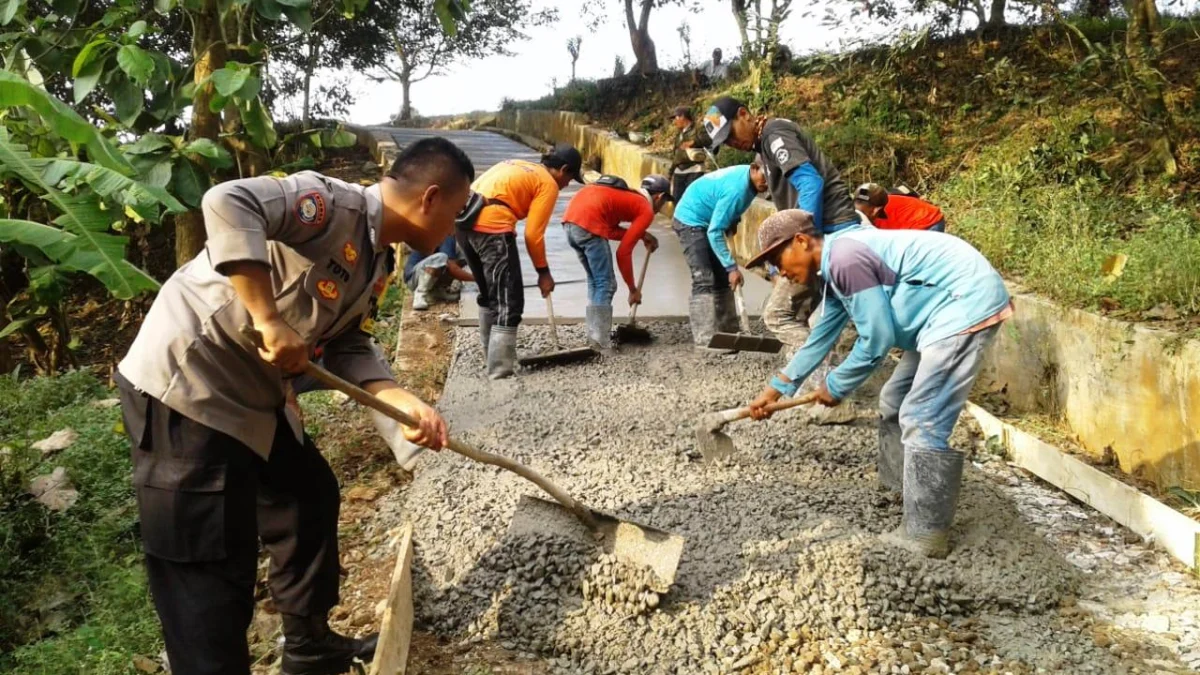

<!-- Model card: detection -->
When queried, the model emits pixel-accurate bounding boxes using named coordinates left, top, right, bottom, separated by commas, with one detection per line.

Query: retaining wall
left=490, top=108, right=1200, bottom=493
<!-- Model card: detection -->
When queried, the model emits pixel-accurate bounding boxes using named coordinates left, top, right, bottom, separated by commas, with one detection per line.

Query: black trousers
left=117, top=375, right=341, bottom=675
left=461, top=229, right=525, bottom=327
left=674, top=220, right=731, bottom=295
left=670, top=170, right=703, bottom=203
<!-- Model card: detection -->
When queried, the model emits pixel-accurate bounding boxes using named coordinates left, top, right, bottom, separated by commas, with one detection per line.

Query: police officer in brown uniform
left=115, top=137, right=474, bottom=675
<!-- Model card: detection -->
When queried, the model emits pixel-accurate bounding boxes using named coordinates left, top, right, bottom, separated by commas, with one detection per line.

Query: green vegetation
left=0, top=370, right=159, bottom=674
left=516, top=18, right=1200, bottom=322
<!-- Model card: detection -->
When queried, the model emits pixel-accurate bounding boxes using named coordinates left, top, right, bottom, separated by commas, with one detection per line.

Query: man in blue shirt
left=671, top=161, right=768, bottom=348
left=403, top=234, right=474, bottom=311
left=743, top=210, right=1013, bottom=559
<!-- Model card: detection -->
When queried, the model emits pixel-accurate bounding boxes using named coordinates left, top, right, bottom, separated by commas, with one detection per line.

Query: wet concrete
left=377, top=127, right=774, bottom=323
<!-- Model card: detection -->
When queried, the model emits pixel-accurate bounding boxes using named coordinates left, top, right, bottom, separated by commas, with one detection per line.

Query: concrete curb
left=966, top=402, right=1200, bottom=573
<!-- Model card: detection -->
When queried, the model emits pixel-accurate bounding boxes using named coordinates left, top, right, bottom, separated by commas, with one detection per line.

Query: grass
left=0, top=369, right=159, bottom=674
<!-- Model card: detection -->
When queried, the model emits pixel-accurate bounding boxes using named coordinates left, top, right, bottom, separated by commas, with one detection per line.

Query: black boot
left=281, top=613, right=379, bottom=675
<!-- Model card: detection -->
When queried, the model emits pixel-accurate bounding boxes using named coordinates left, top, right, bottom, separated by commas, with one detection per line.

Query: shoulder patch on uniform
left=295, top=191, right=327, bottom=226
left=316, top=279, right=340, bottom=300
left=767, top=136, right=790, bottom=165
left=343, top=241, right=358, bottom=265
left=768, top=137, right=786, bottom=153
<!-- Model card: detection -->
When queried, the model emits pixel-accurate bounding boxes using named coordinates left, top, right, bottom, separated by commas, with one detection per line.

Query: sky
left=324, top=0, right=922, bottom=124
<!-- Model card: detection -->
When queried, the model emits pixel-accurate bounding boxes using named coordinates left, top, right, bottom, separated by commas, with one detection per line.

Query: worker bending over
left=404, top=233, right=474, bottom=311
left=562, top=174, right=673, bottom=350
left=745, top=210, right=1013, bottom=559
left=115, top=138, right=470, bottom=675
left=671, top=162, right=769, bottom=349
left=460, top=144, right=584, bottom=379
left=854, top=182, right=947, bottom=231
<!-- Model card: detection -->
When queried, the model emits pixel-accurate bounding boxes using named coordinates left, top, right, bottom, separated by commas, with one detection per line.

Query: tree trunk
left=176, top=0, right=227, bottom=267
left=986, top=0, right=1006, bottom=27
left=1085, top=0, right=1111, bottom=17
left=399, top=77, right=413, bottom=121
left=302, top=34, right=318, bottom=128
left=1125, top=0, right=1176, bottom=175
left=731, top=0, right=752, bottom=58
left=625, top=0, right=658, bottom=75
left=571, top=61, right=576, bottom=81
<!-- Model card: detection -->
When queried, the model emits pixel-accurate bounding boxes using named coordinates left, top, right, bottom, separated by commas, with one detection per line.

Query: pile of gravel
left=364, top=322, right=1175, bottom=673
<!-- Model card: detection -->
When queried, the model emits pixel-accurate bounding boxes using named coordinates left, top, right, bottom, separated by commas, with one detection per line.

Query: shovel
left=242, top=326, right=683, bottom=589
left=706, top=285, right=784, bottom=354
left=613, top=251, right=653, bottom=345
left=517, top=294, right=598, bottom=368
left=695, top=390, right=820, bottom=461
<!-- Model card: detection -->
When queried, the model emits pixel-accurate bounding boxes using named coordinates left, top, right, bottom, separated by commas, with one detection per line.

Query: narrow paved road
left=373, top=126, right=774, bottom=323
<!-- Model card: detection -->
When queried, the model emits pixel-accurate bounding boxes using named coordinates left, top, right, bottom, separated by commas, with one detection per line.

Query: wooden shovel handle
left=735, top=285, right=751, bottom=333
left=239, top=325, right=600, bottom=531
left=726, top=390, right=820, bottom=424
left=630, top=250, right=652, bottom=324
left=545, top=294, right=561, bottom=350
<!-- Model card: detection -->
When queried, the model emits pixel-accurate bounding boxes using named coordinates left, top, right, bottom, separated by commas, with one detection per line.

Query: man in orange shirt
left=854, top=183, right=947, bottom=232
left=461, top=144, right=583, bottom=379
left=563, top=174, right=673, bottom=351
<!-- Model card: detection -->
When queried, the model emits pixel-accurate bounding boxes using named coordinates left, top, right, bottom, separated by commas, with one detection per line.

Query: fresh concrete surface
left=379, top=127, right=773, bottom=324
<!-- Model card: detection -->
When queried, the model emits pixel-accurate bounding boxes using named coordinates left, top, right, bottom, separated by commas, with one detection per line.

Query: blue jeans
left=879, top=325, right=1000, bottom=453
left=928, top=220, right=946, bottom=233
left=566, top=224, right=617, bottom=306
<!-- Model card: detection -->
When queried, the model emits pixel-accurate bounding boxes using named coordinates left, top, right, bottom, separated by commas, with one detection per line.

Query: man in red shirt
left=854, top=183, right=946, bottom=232
left=563, top=174, right=673, bottom=350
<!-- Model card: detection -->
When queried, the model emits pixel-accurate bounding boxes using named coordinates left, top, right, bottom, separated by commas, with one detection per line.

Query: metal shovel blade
left=695, top=426, right=736, bottom=462
left=517, top=346, right=598, bottom=368
left=706, top=331, right=784, bottom=353
left=507, top=495, right=684, bottom=592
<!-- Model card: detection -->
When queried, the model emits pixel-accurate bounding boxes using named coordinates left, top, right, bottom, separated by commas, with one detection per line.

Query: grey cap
left=640, top=174, right=673, bottom=201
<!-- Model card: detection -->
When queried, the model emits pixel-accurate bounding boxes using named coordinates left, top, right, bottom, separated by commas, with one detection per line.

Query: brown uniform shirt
left=118, top=171, right=395, bottom=458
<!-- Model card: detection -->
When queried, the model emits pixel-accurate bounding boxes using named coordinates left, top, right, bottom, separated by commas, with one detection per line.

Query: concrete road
left=381, top=127, right=774, bottom=324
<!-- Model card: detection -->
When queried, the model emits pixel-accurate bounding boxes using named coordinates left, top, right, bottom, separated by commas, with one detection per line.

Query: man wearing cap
left=702, top=95, right=863, bottom=416
left=562, top=174, right=673, bottom=350
left=671, top=162, right=769, bottom=349
left=669, top=106, right=707, bottom=202
left=460, top=144, right=584, bottom=379
left=743, top=209, right=1013, bottom=559
left=854, top=183, right=947, bottom=232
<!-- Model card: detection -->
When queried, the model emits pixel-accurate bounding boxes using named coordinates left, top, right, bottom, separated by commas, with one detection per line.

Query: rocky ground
left=350, top=321, right=1200, bottom=674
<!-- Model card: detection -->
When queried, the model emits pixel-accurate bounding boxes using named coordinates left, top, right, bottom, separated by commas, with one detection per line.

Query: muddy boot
left=585, top=305, right=613, bottom=353
left=713, top=289, right=740, bottom=333
left=478, top=308, right=497, bottom=359
left=885, top=447, right=965, bottom=559
left=877, top=418, right=903, bottom=492
left=412, top=271, right=435, bottom=311
left=281, top=613, right=378, bottom=675
left=487, top=325, right=518, bottom=379
left=689, top=294, right=732, bottom=353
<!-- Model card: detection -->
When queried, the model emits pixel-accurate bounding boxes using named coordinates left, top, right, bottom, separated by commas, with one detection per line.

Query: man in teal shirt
left=744, top=210, right=1013, bottom=559
left=672, top=161, right=768, bottom=348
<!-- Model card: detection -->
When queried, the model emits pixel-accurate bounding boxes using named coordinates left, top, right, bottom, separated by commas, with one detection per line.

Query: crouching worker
left=563, top=174, right=673, bottom=350
left=671, top=161, right=769, bottom=349
left=854, top=183, right=947, bottom=232
left=743, top=210, right=1012, bottom=559
left=404, top=233, right=474, bottom=311
left=114, top=137, right=470, bottom=675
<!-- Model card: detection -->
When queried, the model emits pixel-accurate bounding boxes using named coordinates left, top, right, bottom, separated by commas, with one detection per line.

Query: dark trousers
left=674, top=220, right=730, bottom=295
left=117, top=375, right=341, bottom=675
left=670, top=170, right=703, bottom=203
left=461, top=229, right=525, bottom=327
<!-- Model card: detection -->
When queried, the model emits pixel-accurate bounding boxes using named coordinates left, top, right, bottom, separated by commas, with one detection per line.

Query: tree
left=731, top=0, right=793, bottom=66
left=567, top=36, right=583, bottom=82
left=1124, top=0, right=1176, bottom=175
left=677, top=21, right=692, bottom=69
left=371, top=0, right=556, bottom=122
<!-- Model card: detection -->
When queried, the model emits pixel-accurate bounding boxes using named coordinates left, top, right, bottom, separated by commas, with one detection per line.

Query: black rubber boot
left=281, top=613, right=378, bottom=675
left=877, top=419, right=904, bottom=492
left=885, top=447, right=965, bottom=558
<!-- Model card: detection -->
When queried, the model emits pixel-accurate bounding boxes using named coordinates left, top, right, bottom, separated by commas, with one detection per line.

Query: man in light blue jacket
left=744, top=210, right=1013, bottom=558
left=672, top=161, right=768, bottom=348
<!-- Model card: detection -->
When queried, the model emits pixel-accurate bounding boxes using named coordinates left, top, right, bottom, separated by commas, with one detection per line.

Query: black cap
left=640, top=174, right=673, bottom=201
left=545, top=143, right=585, bottom=184
left=701, top=96, right=746, bottom=151
left=670, top=106, right=693, bottom=121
